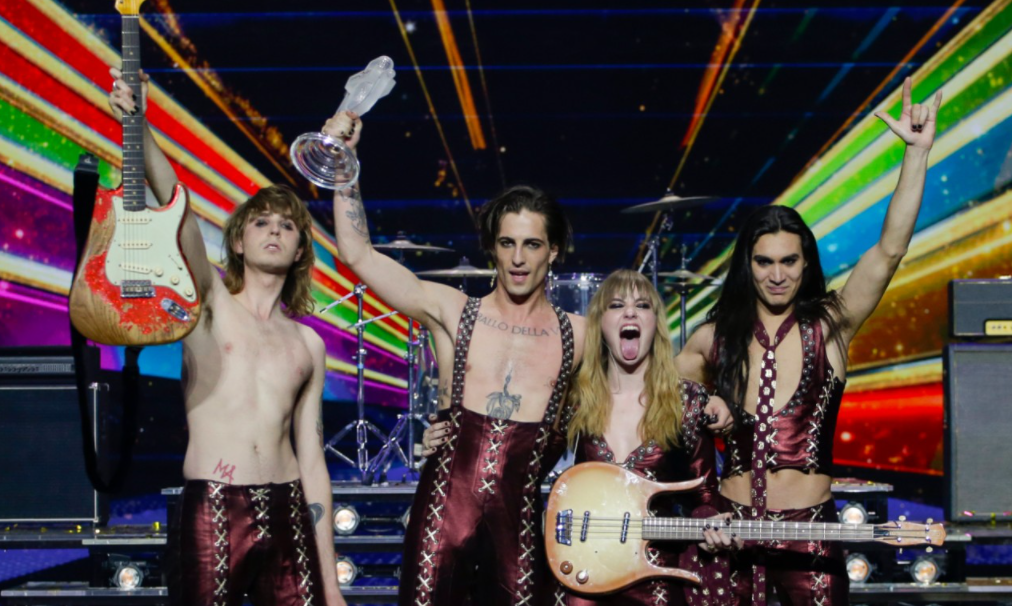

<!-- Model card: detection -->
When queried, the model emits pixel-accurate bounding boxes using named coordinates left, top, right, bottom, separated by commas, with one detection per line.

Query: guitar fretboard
left=642, top=517, right=879, bottom=542
left=121, top=14, right=146, bottom=212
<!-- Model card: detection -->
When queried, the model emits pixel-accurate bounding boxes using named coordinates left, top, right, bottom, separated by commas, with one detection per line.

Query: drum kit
left=318, top=193, right=723, bottom=484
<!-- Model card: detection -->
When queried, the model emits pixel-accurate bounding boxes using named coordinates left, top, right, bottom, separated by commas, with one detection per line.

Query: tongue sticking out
left=620, top=336, right=640, bottom=360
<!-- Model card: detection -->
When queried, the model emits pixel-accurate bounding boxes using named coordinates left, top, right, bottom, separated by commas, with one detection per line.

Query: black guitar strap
left=71, top=153, right=140, bottom=494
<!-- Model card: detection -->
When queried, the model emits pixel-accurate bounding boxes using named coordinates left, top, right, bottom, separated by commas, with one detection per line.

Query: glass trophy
left=290, top=56, right=396, bottom=190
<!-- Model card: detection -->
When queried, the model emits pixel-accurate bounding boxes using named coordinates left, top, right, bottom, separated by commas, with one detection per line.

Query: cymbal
left=373, top=236, right=454, bottom=253
left=416, top=260, right=495, bottom=278
left=658, top=269, right=723, bottom=284
left=621, top=194, right=718, bottom=214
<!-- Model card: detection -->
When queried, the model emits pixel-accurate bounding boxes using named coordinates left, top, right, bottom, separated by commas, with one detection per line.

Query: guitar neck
left=120, top=13, right=146, bottom=212
left=644, top=518, right=882, bottom=543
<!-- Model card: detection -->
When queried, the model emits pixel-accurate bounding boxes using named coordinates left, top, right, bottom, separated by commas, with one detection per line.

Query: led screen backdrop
left=668, top=1, right=1012, bottom=475
left=2, top=0, right=1011, bottom=476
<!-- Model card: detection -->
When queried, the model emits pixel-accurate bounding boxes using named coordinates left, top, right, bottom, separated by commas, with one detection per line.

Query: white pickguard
left=103, top=192, right=197, bottom=302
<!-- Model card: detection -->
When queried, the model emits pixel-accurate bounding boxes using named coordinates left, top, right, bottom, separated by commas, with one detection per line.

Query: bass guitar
left=545, top=462, right=946, bottom=594
left=69, top=0, right=200, bottom=345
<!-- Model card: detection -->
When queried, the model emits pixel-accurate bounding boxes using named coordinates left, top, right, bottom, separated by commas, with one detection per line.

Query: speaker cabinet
left=944, top=343, right=1012, bottom=522
left=950, top=279, right=1012, bottom=337
left=0, top=348, right=106, bottom=523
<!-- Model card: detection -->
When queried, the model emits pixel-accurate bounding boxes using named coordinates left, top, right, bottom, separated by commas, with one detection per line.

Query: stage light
left=845, top=553, right=872, bottom=584
left=910, top=554, right=941, bottom=584
left=333, top=504, right=360, bottom=535
left=335, top=555, right=358, bottom=586
left=109, top=560, right=145, bottom=589
left=839, top=502, right=869, bottom=525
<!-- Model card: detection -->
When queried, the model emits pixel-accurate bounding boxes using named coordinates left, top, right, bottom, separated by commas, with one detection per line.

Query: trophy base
left=290, top=132, right=360, bottom=190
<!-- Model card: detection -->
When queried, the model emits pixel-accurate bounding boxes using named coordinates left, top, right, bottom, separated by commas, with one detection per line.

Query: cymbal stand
left=365, top=317, right=432, bottom=484
left=323, top=284, right=390, bottom=480
left=673, top=243, right=691, bottom=349
left=637, top=211, right=675, bottom=291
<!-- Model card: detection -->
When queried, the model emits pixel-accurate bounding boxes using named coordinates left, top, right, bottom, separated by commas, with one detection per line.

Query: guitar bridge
left=556, top=509, right=573, bottom=546
left=121, top=280, right=155, bottom=298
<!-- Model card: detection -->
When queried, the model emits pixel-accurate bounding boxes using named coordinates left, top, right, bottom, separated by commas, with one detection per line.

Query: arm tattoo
left=341, top=186, right=369, bottom=240
left=486, top=366, right=522, bottom=419
left=316, top=415, right=324, bottom=448
left=309, top=502, right=325, bottom=526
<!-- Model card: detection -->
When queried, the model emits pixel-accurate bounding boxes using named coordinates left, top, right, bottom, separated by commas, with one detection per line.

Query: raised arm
left=294, top=328, right=347, bottom=606
left=109, top=67, right=217, bottom=301
left=325, top=112, right=464, bottom=332
left=837, top=77, right=942, bottom=342
left=674, top=322, right=714, bottom=384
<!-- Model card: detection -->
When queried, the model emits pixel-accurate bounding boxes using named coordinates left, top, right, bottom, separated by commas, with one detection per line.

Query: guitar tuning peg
left=926, top=546, right=934, bottom=553
left=898, top=515, right=907, bottom=522
left=926, top=518, right=933, bottom=524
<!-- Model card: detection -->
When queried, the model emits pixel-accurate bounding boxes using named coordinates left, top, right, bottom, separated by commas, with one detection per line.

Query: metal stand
left=366, top=321, right=436, bottom=483
left=322, top=284, right=391, bottom=480
left=637, top=211, right=674, bottom=293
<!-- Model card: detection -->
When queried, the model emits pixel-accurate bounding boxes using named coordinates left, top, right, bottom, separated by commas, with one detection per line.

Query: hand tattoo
left=486, top=366, right=522, bottom=419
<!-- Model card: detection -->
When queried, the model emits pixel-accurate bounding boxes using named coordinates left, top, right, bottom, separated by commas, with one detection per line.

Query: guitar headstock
left=875, top=520, right=947, bottom=547
left=115, top=0, right=146, bottom=16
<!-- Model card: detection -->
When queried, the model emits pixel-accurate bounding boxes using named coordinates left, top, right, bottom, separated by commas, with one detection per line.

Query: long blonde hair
left=222, top=185, right=316, bottom=318
left=567, top=270, right=683, bottom=451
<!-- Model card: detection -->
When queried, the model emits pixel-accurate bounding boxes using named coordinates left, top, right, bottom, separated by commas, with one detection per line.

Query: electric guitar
left=545, top=462, right=946, bottom=595
left=69, top=0, right=200, bottom=345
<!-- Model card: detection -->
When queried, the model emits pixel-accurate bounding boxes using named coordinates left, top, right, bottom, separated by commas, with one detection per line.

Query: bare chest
left=456, top=318, right=565, bottom=423
left=189, top=303, right=313, bottom=398
left=743, top=328, right=805, bottom=414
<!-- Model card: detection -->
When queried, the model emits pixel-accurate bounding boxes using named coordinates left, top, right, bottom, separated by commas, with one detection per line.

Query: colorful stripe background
left=668, top=0, right=1012, bottom=475
left=0, top=0, right=413, bottom=408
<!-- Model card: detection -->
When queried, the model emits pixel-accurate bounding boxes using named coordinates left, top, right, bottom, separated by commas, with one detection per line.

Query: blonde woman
left=424, top=270, right=735, bottom=605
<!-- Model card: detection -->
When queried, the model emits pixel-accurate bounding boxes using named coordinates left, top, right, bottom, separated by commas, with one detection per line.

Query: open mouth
left=619, top=326, right=641, bottom=361
left=509, top=271, right=529, bottom=284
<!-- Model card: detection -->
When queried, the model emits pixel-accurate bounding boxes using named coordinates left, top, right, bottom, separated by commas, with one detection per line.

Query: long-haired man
left=675, top=78, right=943, bottom=605
left=110, top=69, right=345, bottom=606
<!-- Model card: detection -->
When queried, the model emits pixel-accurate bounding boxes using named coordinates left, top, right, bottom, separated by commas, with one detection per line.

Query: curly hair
left=221, top=184, right=316, bottom=318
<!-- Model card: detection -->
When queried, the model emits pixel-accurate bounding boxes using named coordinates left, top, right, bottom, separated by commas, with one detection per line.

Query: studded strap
left=449, top=297, right=481, bottom=409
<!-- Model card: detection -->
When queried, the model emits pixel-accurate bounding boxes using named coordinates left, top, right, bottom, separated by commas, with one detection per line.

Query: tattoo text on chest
left=476, top=312, right=559, bottom=338
left=213, top=458, right=236, bottom=484
left=486, top=365, right=523, bottom=419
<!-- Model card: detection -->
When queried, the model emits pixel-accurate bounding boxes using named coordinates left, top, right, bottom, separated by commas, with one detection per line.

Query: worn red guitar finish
left=71, top=182, right=200, bottom=344
left=68, top=0, right=201, bottom=345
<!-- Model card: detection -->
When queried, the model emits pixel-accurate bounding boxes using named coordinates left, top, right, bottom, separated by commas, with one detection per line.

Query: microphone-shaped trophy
left=290, top=56, right=396, bottom=190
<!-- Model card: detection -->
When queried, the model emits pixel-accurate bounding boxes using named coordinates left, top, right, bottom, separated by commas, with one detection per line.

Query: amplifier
left=944, top=343, right=1012, bottom=522
left=0, top=347, right=106, bottom=523
left=950, top=278, right=1012, bottom=337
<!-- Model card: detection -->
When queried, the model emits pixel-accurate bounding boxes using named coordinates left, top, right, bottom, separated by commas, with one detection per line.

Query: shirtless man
left=675, top=78, right=943, bottom=605
left=110, top=69, right=345, bottom=606
left=324, top=108, right=588, bottom=604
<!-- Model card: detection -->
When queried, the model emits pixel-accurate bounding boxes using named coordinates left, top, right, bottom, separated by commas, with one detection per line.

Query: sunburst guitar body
left=545, top=462, right=946, bottom=595
left=68, top=0, right=201, bottom=345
